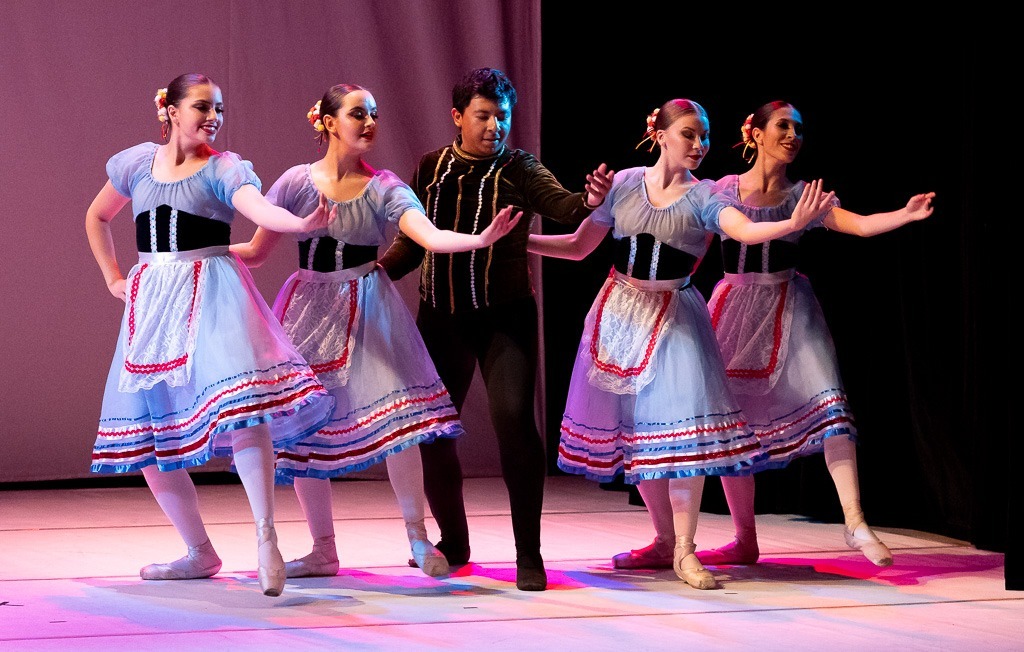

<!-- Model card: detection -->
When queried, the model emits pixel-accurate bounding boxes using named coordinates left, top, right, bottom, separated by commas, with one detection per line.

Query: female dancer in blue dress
left=526, top=99, right=832, bottom=588
left=610, top=101, right=934, bottom=571
left=696, top=101, right=934, bottom=567
left=85, top=73, right=337, bottom=596
left=231, top=83, right=520, bottom=578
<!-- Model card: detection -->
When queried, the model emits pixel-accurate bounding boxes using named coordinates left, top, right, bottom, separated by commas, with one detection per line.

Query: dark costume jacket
left=379, top=140, right=594, bottom=313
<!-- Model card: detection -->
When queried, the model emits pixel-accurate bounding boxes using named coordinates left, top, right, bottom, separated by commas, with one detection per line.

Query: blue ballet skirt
left=557, top=270, right=766, bottom=484
left=91, top=247, right=334, bottom=473
left=708, top=270, right=856, bottom=471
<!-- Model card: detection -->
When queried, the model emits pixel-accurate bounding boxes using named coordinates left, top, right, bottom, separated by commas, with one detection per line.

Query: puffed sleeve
left=105, top=143, right=155, bottom=197
left=377, top=170, right=425, bottom=224
left=588, top=172, right=620, bottom=228
left=377, top=163, right=427, bottom=281
left=693, top=180, right=728, bottom=235
left=264, top=165, right=303, bottom=212
left=208, top=151, right=262, bottom=208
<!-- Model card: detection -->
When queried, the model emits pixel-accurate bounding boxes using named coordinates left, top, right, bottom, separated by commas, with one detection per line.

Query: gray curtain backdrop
left=0, top=0, right=543, bottom=482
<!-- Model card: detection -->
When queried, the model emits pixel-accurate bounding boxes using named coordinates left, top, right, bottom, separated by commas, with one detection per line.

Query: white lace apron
left=118, top=247, right=221, bottom=392
left=278, top=262, right=375, bottom=390
left=584, top=270, right=686, bottom=395
left=710, top=269, right=796, bottom=395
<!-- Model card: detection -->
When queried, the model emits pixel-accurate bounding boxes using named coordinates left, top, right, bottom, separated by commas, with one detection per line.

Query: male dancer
left=380, top=67, right=612, bottom=591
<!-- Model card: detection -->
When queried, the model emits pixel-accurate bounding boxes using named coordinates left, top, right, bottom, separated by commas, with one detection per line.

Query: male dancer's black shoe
left=515, top=552, right=547, bottom=591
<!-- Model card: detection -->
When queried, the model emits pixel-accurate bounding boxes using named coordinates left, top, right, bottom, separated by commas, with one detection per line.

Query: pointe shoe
left=408, top=538, right=471, bottom=568
left=515, top=553, right=548, bottom=591
left=844, top=523, right=893, bottom=567
left=696, top=537, right=760, bottom=565
left=256, top=518, right=286, bottom=597
left=674, top=540, right=719, bottom=590
left=285, top=536, right=340, bottom=578
left=611, top=539, right=674, bottom=569
left=140, top=539, right=222, bottom=580
left=405, top=519, right=451, bottom=577
left=411, top=540, right=451, bottom=577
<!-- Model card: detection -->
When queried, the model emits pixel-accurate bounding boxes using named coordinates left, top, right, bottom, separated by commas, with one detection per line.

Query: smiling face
left=754, top=106, right=804, bottom=163
left=453, top=95, right=511, bottom=157
left=167, top=83, right=223, bottom=145
left=324, top=89, right=378, bottom=153
left=657, top=111, right=710, bottom=171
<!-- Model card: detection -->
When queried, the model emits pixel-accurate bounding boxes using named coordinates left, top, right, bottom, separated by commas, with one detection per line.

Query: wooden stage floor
left=1, top=475, right=1019, bottom=650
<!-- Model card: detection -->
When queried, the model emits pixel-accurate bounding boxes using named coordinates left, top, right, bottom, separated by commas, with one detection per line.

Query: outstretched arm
left=719, top=178, right=835, bottom=244
left=232, top=184, right=337, bottom=234
left=521, top=160, right=614, bottom=225
left=85, top=180, right=131, bottom=300
left=230, top=226, right=284, bottom=268
left=398, top=205, right=522, bottom=253
left=527, top=216, right=610, bottom=261
left=824, top=192, right=936, bottom=237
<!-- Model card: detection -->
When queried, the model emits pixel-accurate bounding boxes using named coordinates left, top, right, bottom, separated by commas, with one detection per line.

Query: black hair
left=451, top=67, right=517, bottom=113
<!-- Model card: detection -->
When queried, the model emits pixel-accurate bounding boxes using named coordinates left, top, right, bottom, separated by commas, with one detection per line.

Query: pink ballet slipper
left=140, top=539, right=222, bottom=580
left=611, top=539, right=674, bottom=569
left=695, top=537, right=760, bottom=565
left=844, top=523, right=893, bottom=567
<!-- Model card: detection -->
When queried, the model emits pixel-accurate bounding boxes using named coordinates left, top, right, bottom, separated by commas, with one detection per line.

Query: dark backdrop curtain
left=538, top=8, right=1006, bottom=571
left=0, top=0, right=540, bottom=483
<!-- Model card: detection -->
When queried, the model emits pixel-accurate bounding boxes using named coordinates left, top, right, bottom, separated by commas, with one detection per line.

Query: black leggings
left=416, top=296, right=546, bottom=556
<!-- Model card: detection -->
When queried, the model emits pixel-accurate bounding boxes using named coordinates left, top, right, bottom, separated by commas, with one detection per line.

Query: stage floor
left=1, top=475, right=1019, bottom=650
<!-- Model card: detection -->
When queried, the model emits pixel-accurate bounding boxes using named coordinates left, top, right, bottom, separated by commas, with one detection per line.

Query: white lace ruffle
left=281, top=277, right=362, bottom=390
left=584, top=279, right=673, bottom=395
left=119, top=259, right=206, bottom=392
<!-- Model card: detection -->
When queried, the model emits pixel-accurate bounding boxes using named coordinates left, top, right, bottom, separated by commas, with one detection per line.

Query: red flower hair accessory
left=154, top=88, right=168, bottom=123
left=154, top=88, right=169, bottom=140
left=734, top=113, right=756, bottom=163
left=307, top=100, right=325, bottom=132
left=634, top=107, right=661, bottom=153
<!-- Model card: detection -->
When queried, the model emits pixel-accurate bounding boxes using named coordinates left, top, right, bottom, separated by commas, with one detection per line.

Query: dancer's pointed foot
left=285, top=535, right=340, bottom=578
left=404, top=519, right=451, bottom=577
left=611, top=538, right=674, bottom=569
left=411, top=539, right=451, bottom=577
left=844, top=523, right=893, bottom=567
left=409, top=538, right=470, bottom=568
left=256, top=518, right=286, bottom=596
left=140, top=539, right=222, bottom=580
left=696, top=537, right=760, bottom=565
left=674, top=540, right=718, bottom=590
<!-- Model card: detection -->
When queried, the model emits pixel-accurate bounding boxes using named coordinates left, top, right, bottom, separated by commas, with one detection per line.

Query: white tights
left=291, top=444, right=429, bottom=542
left=634, top=435, right=867, bottom=543
left=142, top=423, right=277, bottom=547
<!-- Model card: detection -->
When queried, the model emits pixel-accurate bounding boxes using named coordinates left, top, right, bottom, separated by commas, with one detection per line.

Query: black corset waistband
left=613, top=233, right=699, bottom=281
left=299, top=237, right=378, bottom=272
left=720, top=239, right=799, bottom=274
left=135, top=205, right=230, bottom=252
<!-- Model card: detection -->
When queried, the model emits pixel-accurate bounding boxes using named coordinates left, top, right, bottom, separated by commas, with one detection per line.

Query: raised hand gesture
left=585, top=163, right=615, bottom=208
left=790, top=178, right=836, bottom=232
left=479, top=204, right=523, bottom=245
left=904, top=192, right=936, bottom=222
left=300, top=193, right=338, bottom=233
